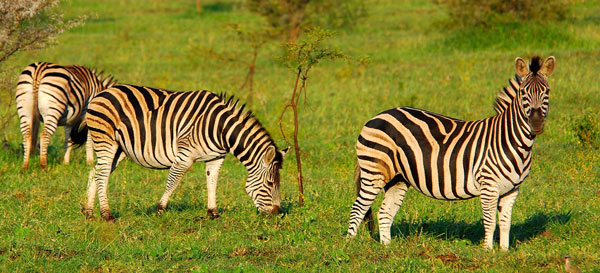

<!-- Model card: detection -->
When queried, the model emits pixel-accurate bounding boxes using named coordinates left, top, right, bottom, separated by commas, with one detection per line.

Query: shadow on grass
left=388, top=211, right=571, bottom=245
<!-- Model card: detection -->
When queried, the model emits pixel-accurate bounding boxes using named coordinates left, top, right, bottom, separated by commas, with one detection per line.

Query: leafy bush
left=571, top=113, right=600, bottom=149
left=438, top=0, right=572, bottom=28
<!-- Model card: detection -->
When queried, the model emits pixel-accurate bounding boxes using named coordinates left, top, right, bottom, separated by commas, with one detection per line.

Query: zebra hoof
left=102, top=215, right=116, bottom=222
left=40, top=162, right=47, bottom=170
left=207, top=208, right=220, bottom=219
left=22, top=162, right=29, bottom=170
left=156, top=204, right=165, bottom=215
left=81, top=208, right=94, bottom=220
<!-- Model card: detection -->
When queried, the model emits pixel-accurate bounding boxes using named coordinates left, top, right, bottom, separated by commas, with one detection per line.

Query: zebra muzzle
left=528, top=108, right=545, bottom=135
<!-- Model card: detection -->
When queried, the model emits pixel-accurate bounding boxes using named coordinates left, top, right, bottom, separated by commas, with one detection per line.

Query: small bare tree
left=194, top=23, right=278, bottom=107
left=0, top=0, right=85, bottom=139
left=278, top=27, right=348, bottom=206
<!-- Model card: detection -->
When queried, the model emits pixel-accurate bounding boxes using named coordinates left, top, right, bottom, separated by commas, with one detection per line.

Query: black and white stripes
left=15, top=62, right=115, bottom=169
left=347, top=56, right=555, bottom=250
left=75, top=84, right=287, bottom=221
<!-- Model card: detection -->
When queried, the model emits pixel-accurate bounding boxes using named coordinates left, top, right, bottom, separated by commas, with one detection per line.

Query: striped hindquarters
left=356, top=107, right=491, bottom=200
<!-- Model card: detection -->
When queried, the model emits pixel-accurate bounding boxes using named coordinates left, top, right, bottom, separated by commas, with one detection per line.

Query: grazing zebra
left=15, top=62, right=116, bottom=169
left=72, top=84, right=288, bottom=221
left=347, top=56, right=555, bottom=250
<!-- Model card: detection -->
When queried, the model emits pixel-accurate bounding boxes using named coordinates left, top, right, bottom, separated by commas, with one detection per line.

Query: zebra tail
left=355, top=163, right=375, bottom=237
left=70, top=117, right=88, bottom=147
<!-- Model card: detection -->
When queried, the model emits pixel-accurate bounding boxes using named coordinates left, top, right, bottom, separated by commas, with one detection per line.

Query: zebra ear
left=540, top=56, right=555, bottom=77
left=264, top=146, right=276, bottom=164
left=515, top=57, right=529, bottom=78
left=279, top=147, right=290, bottom=158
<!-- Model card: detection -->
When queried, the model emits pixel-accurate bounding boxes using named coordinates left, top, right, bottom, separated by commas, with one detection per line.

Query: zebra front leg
left=378, top=182, right=409, bottom=245
left=480, top=181, right=500, bottom=249
left=63, top=126, right=73, bottom=164
left=205, top=157, right=225, bottom=219
left=347, top=177, right=385, bottom=239
left=498, top=188, right=519, bottom=251
left=156, top=156, right=194, bottom=214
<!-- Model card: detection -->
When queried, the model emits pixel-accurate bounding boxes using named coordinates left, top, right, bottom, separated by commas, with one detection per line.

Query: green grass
left=1, top=0, right=599, bottom=271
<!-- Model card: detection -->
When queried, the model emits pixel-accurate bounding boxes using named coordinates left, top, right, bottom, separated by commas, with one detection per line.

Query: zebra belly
left=115, top=126, right=177, bottom=169
left=404, top=174, right=480, bottom=201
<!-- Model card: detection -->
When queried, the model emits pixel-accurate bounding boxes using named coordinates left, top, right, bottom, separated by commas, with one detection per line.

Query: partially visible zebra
left=15, top=62, right=116, bottom=169
left=347, top=56, right=555, bottom=250
left=71, top=84, right=288, bottom=221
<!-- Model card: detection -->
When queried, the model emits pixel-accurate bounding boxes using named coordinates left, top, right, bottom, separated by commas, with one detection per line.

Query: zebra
left=71, top=84, right=288, bottom=221
left=15, top=62, right=116, bottom=169
left=347, top=56, right=555, bottom=250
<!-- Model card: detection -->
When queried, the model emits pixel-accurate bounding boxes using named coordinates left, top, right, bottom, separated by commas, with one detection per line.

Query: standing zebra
left=72, top=84, right=288, bottom=221
left=347, top=56, right=555, bottom=250
left=15, top=62, right=116, bottom=169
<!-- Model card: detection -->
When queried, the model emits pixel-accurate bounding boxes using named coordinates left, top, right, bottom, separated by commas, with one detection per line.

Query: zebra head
left=515, top=56, right=555, bottom=136
left=246, top=145, right=288, bottom=214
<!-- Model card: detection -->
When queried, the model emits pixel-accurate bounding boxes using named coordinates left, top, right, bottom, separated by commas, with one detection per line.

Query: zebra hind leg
left=83, top=148, right=125, bottom=220
left=347, top=175, right=385, bottom=239
left=377, top=182, right=409, bottom=245
left=156, top=153, right=194, bottom=214
left=85, top=131, right=94, bottom=165
left=39, top=116, right=61, bottom=169
left=63, top=126, right=73, bottom=164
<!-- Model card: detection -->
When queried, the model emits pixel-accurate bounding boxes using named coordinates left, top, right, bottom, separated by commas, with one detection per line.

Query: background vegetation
left=1, top=0, right=599, bottom=271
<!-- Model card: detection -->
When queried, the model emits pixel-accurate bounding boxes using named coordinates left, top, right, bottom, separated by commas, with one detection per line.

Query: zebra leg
left=85, top=131, right=94, bottom=165
left=205, top=157, right=225, bottom=219
left=347, top=177, right=385, bottom=238
left=16, top=85, right=39, bottom=170
left=498, top=189, right=519, bottom=251
left=378, top=182, right=409, bottom=245
left=156, top=155, right=194, bottom=214
left=63, top=126, right=73, bottom=164
left=93, top=145, right=123, bottom=222
left=83, top=165, right=98, bottom=220
left=83, top=148, right=124, bottom=220
left=19, top=116, right=39, bottom=170
left=39, top=115, right=62, bottom=169
left=480, top=181, right=500, bottom=249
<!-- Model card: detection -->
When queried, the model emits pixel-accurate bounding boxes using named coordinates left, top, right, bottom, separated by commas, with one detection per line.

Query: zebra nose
left=528, top=108, right=545, bottom=134
left=270, top=205, right=280, bottom=214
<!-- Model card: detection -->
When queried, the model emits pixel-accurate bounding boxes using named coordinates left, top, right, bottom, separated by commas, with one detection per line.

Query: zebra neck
left=499, top=98, right=535, bottom=151
left=225, top=114, right=273, bottom=170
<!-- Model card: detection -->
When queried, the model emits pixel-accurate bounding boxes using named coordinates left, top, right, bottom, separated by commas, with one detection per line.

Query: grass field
left=1, top=0, right=599, bottom=271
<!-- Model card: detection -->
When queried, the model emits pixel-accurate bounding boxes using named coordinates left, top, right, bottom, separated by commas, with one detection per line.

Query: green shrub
left=438, top=0, right=572, bottom=28
left=572, top=113, right=600, bottom=149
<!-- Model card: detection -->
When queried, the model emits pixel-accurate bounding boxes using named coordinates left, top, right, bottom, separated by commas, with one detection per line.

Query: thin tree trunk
left=195, top=0, right=202, bottom=13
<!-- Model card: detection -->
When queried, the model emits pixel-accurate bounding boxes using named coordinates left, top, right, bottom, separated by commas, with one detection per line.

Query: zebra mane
left=529, top=56, right=542, bottom=75
left=90, top=67, right=117, bottom=88
left=217, top=92, right=278, bottom=150
left=493, top=75, right=522, bottom=114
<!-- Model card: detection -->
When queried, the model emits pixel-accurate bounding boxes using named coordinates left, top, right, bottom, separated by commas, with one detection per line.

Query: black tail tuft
left=355, top=164, right=375, bottom=237
left=70, top=117, right=88, bottom=147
